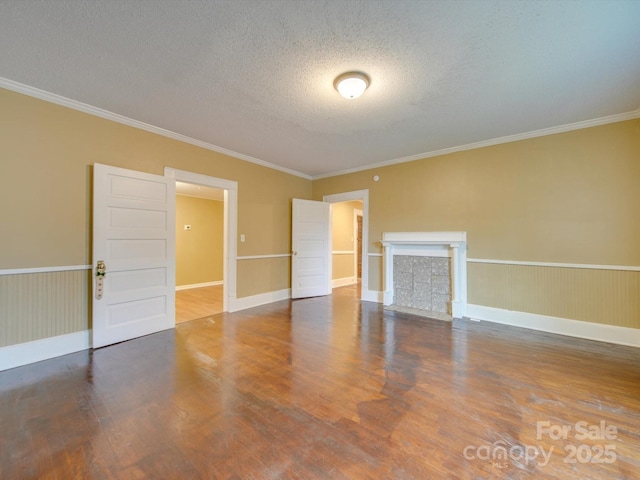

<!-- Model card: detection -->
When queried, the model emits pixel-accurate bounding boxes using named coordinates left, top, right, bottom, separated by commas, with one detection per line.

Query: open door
left=291, top=199, right=331, bottom=299
left=92, top=163, right=176, bottom=349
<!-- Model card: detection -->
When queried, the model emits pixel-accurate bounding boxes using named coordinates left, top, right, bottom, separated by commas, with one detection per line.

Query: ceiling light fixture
left=334, top=72, right=370, bottom=99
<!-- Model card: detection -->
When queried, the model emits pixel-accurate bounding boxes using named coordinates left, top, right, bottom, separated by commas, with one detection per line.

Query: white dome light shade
left=334, top=72, right=370, bottom=99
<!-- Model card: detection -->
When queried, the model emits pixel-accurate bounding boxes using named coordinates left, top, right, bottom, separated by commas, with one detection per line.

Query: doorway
left=323, top=189, right=370, bottom=300
left=355, top=208, right=363, bottom=282
left=164, top=167, right=238, bottom=314
left=330, top=200, right=363, bottom=291
left=174, top=182, right=225, bottom=323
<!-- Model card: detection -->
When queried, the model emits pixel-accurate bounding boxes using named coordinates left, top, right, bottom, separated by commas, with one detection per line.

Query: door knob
left=95, top=260, right=106, bottom=300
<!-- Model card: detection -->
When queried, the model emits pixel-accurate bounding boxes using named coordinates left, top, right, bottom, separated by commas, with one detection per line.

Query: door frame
left=323, top=190, right=369, bottom=300
left=354, top=208, right=363, bottom=282
left=165, top=167, right=237, bottom=312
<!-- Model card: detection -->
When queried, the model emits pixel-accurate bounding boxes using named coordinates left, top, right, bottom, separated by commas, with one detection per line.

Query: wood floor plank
left=175, top=285, right=223, bottom=324
left=1, top=285, right=639, bottom=479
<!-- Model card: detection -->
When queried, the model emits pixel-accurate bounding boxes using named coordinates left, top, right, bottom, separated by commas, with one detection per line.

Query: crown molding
left=312, top=108, right=640, bottom=180
left=0, top=77, right=312, bottom=180
left=3, top=77, right=637, bottom=183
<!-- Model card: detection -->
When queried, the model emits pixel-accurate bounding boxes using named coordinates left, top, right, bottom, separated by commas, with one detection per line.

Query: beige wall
left=0, top=88, right=311, bottom=346
left=314, top=120, right=640, bottom=265
left=176, top=195, right=224, bottom=286
left=331, top=200, right=362, bottom=280
left=313, top=119, right=640, bottom=329
left=2, top=84, right=638, bottom=349
left=0, top=88, right=310, bottom=269
left=237, top=257, right=290, bottom=298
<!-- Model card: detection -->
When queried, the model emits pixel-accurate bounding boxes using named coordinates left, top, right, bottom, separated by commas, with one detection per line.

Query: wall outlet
left=184, top=225, right=192, bottom=231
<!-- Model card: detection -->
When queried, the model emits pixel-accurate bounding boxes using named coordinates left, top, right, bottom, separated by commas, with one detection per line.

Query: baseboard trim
left=0, top=330, right=91, bottom=372
left=176, top=280, right=223, bottom=291
left=466, top=304, right=640, bottom=348
left=229, top=288, right=291, bottom=313
left=332, top=277, right=357, bottom=288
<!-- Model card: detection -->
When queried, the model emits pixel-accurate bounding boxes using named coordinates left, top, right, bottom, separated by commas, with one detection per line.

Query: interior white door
left=92, top=163, right=176, bottom=348
left=291, top=198, right=331, bottom=299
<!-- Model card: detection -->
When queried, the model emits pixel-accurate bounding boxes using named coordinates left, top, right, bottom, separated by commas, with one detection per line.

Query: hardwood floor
left=1, top=284, right=639, bottom=479
left=175, top=284, right=223, bottom=324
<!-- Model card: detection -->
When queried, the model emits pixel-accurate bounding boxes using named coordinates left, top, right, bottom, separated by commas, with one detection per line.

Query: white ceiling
left=1, top=0, right=639, bottom=179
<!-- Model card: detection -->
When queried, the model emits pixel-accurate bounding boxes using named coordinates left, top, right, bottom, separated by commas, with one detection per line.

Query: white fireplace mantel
left=381, top=232, right=467, bottom=318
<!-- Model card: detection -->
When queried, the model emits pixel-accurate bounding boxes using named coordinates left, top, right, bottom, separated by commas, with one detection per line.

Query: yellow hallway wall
left=331, top=200, right=362, bottom=281
left=176, top=195, right=224, bottom=287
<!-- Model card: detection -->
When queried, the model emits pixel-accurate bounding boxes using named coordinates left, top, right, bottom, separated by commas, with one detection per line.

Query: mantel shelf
left=382, top=231, right=468, bottom=318
left=381, top=240, right=465, bottom=246
left=382, top=231, right=466, bottom=244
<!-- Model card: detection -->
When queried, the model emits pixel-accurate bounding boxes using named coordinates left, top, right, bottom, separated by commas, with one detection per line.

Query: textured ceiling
left=1, top=0, right=639, bottom=178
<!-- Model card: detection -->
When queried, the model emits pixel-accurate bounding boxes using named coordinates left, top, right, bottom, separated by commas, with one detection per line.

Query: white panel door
left=92, top=163, right=176, bottom=348
left=291, top=198, right=331, bottom=299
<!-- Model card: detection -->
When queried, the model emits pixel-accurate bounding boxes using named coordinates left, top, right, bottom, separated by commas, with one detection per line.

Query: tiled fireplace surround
left=393, top=255, right=452, bottom=314
left=382, top=232, right=468, bottom=319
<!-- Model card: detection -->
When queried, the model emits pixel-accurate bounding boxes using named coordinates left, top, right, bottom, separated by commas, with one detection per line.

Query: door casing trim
left=323, top=190, right=370, bottom=299
left=165, top=167, right=238, bottom=312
